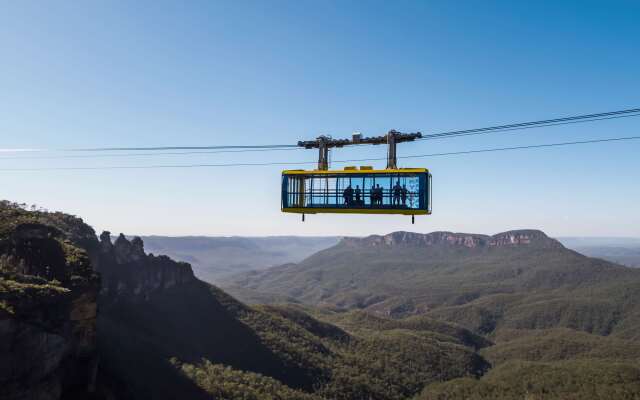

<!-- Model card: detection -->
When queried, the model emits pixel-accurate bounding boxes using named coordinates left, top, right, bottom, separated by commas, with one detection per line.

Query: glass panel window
left=283, top=173, right=426, bottom=210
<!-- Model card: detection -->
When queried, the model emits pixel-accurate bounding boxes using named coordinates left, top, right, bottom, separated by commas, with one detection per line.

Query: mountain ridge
left=340, top=229, right=563, bottom=249
left=222, top=228, right=639, bottom=330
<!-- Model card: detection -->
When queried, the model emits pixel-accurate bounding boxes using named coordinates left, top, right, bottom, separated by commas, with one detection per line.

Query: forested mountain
left=416, top=360, right=640, bottom=400
left=139, top=235, right=339, bottom=283
left=221, top=230, right=640, bottom=398
left=222, top=230, right=640, bottom=334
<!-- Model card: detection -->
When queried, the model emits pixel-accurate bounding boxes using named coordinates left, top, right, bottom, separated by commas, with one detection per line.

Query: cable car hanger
left=298, top=130, right=422, bottom=170
left=281, top=130, right=432, bottom=224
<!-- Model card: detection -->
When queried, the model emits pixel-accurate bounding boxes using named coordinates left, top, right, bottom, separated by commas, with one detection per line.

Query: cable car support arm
left=297, top=130, right=422, bottom=170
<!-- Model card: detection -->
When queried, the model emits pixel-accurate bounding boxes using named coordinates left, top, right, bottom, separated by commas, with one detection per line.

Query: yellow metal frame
left=281, top=167, right=431, bottom=215
left=282, top=207, right=430, bottom=215
left=282, top=167, right=428, bottom=175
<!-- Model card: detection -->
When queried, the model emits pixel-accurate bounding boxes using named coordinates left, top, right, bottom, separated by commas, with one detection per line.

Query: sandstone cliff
left=96, top=232, right=195, bottom=302
left=0, top=203, right=100, bottom=400
left=341, top=229, right=563, bottom=249
left=0, top=201, right=197, bottom=400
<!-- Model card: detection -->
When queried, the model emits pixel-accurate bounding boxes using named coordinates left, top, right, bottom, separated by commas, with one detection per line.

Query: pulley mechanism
left=298, top=130, right=422, bottom=171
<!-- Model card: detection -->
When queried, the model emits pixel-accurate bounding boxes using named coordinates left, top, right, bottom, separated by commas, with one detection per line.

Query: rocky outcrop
left=0, top=203, right=197, bottom=399
left=341, top=230, right=563, bottom=250
left=0, top=222, right=100, bottom=400
left=99, top=231, right=113, bottom=254
left=97, top=233, right=195, bottom=301
left=489, top=230, right=564, bottom=248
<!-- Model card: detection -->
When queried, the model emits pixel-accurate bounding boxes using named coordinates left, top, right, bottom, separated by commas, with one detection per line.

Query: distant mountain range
left=558, top=236, right=640, bottom=267
left=222, top=230, right=640, bottom=338
left=131, top=235, right=640, bottom=286
left=138, top=235, right=340, bottom=283
left=220, top=230, right=640, bottom=398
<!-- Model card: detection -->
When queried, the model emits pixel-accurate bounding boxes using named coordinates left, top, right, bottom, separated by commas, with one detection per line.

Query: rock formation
left=97, top=232, right=195, bottom=301
left=0, top=220, right=100, bottom=400
left=341, top=229, right=563, bottom=249
left=0, top=202, right=196, bottom=399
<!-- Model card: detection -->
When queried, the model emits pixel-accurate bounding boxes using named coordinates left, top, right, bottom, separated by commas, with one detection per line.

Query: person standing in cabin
left=393, top=180, right=402, bottom=205
left=375, top=184, right=383, bottom=205
left=343, top=185, right=354, bottom=206
left=401, top=184, right=408, bottom=207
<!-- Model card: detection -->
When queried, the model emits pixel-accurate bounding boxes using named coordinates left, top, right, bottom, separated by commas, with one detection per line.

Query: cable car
left=281, top=130, right=432, bottom=223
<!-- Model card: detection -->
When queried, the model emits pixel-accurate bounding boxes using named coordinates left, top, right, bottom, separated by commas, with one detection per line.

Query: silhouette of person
left=393, top=180, right=402, bottom=205
left=401, top=184, right=408, bottom=206
left=343, top=185, right=353, bottom=206
left=375, top=184, right=383, bottom=205
left=354, top=185, right=361, bottom=206
left=370, top=185, right=377, bottom=206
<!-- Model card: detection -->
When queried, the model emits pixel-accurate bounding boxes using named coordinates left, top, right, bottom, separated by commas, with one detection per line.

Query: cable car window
left=282, top=170, right=429, bottom=214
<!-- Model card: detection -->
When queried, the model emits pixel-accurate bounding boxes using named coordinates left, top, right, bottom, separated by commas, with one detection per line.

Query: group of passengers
left=342, top=181, right=409, bottom=207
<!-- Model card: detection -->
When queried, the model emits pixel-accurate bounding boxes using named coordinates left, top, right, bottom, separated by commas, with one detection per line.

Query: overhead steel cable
left=0, top=147, right=304, bottom=161
left=0, top=144, right=299, bottom=154
left=0, top=107, right=638, bottom=155
left=420, top=112, right=640, bottom=141
left=2, top=135, right=639, bottom=171
left=422, top=107, right=640, bottom=138
left=64, top=144, right=299, bottom=152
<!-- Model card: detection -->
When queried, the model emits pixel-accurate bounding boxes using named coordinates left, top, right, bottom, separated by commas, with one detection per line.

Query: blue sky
left=1, top=1, right=639, bottom=237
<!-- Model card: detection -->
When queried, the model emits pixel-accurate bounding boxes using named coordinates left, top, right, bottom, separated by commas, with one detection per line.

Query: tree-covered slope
left=95, top=230, right=488, bottom=399
left=416, top=360, right=640, bottom=400
left=482, top=328, right=640, bottom=364
left=97, top=257, right=487, bottom=400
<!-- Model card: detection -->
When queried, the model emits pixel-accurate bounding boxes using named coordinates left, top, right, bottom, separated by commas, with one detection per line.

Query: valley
left=139, top=235, right=340, bottom=283
left=559, top=237, right=640, bottom=268
left=2, top=202, right=640, bottom=399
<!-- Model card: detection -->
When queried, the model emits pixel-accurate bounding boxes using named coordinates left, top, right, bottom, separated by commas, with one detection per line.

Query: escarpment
left=0, top=202, right=197, bottom=400
left=0, top=208, right=100, bottom=400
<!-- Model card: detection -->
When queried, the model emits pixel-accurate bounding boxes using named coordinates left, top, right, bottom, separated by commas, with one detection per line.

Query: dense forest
left=1, top=201, right=640, bottom=399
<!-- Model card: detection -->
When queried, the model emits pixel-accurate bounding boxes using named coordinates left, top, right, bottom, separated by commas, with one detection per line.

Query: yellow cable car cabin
left=281, top=130, right=432, bottom=222
left=281, top=166, right=432, bottom=215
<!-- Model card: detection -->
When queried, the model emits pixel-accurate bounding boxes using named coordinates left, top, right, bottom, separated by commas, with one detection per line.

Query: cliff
left=341, top=229, right=564, bottom=249
left=0, top=201, right=198, bottom=400
left=0, top=203, right=100, bottom=400
left=96, top=232, right=195, bottom=302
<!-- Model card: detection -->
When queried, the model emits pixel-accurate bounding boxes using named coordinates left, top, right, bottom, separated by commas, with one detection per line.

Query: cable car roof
left=283, top=167, right=429, bottom=175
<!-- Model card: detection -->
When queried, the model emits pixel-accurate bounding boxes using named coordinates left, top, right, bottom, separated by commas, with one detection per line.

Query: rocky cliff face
left=488, top=230, right=563, bottom=248
left=0, top=202, right=197, bottom=400
left=0, top=218, right=100, bottom=400
left=341, top=229, right=563, bottom=250
left=96, top=232, right=195, bottom=302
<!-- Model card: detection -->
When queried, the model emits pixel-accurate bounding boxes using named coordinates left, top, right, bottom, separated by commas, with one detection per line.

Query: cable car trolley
left=281, top=130, right=432, bottom=223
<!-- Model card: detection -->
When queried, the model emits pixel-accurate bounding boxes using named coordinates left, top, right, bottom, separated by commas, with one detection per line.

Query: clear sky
left=1, top=1, right=639, bottom=237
